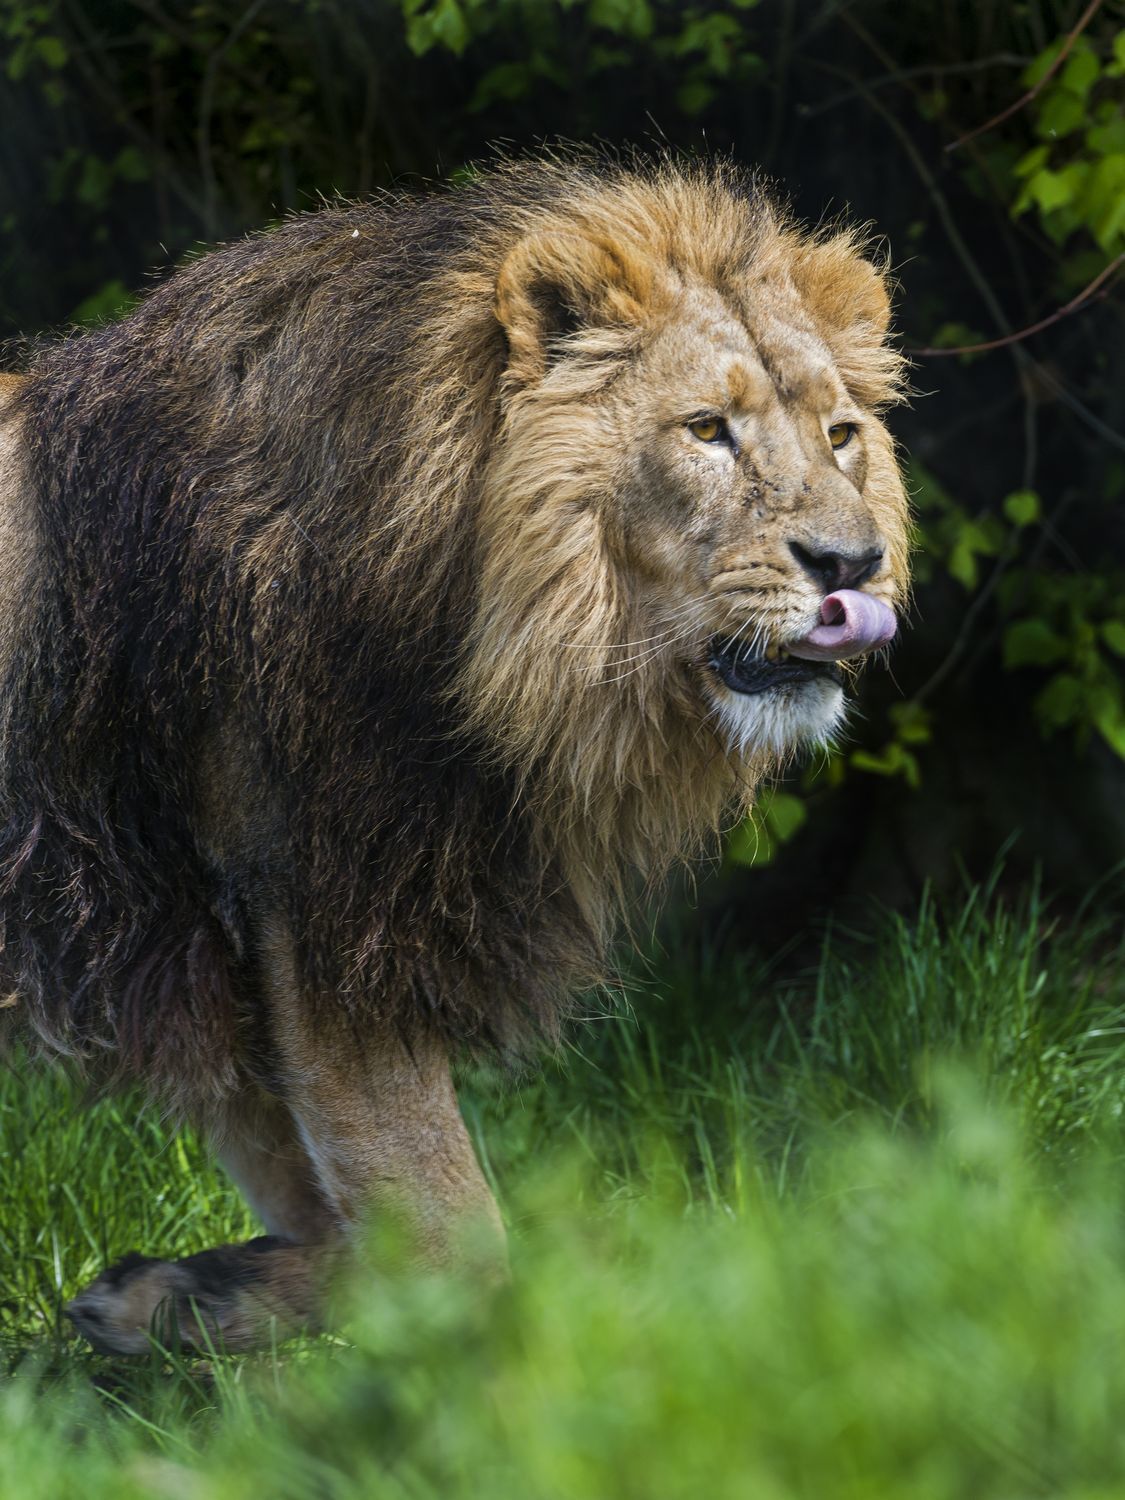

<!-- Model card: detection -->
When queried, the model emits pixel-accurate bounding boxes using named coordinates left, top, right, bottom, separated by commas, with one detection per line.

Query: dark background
left=2, top=0, right=1123, bottom=942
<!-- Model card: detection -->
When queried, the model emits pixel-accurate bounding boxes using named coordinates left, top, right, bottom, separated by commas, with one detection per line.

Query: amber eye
left=828, top=422, right=856, bottom=450
left=688, top=417, right=726, bottom=444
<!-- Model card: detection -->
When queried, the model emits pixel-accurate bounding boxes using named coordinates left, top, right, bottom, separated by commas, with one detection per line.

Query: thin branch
left=801, top=54, right=1032, bottom=118
left=945, top=0, right=1107, bottom=152
left=1034, top=361, right=1125, bottom=455
left=911, top=538, right=1016, bottom=706
left=907, top=252, right=1125, bottom=356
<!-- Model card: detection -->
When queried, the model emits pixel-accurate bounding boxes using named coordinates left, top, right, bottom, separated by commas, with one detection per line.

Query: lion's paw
left=67, top=1237, right=310, bottom=1354
left=66, top=1251, right=186, bottom=1354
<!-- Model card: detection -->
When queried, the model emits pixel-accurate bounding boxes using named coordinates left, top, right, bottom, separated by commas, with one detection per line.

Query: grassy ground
left=4, top=879, right=1125, bottom=1498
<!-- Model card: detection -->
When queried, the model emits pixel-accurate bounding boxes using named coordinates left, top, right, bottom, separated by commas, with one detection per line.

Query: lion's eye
left=688, top=417, right=726, bottom=444
left=828, top=422, right=856, bottom=450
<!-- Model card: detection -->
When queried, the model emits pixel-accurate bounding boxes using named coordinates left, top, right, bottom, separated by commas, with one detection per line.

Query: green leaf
left=1101, top=621, right=1125, bottom=657
left=1058, top=40, right=1099, bottom=99
left=1022, top=39, right=1065, bottom=89
left=1087, top=118, right=1125, bottom=155
left=469, top=61, right=532, bottom=109
left=587, top=0, right=653, bottom=40
left=70, top=279, right=135, bottom=326
left=674, top=13, right=741, bottom=73
left=113, top=146, right=149, bottom=183
left=1016, top=162, right=1090, bottom=217
left=761, top=790, right=807, bottom=843
left=947, top=516, right=1001, bottom=591
left=404, top=0, right=469, bottom=57
left=76, top=154, right=112, bottom=208
left=1003, top=620, right=1068, bottom=670
left=1003, top=490, right=1041, bottom=527
left=889, top=701, right=933, bottom=746
left=908, top=459, right=956, bottom=513
left=1033, top=673, right=1084, bottom=731
left=1014, top=144, right=1050, bottom=178
left=947, top=541, right=979, bottom=590
left=676, top=78, right=715, bottom=115
left=7, top=38, right=31, bottom=81
left=1094, top=703, right=1125, bottom=759
left=33, top=34, right=67, bottom=69
left=1036, top=90, right=1086, bottom=139
left=1084, top=154, right=1125, bottom=251
left=851, top=743, right=921, bottom=789
left=725, top=815, right=774, bottom=867
left=929, top=320, right=987, bottom=353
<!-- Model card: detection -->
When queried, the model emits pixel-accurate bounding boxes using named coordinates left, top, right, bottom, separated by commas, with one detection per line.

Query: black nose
left=789, top=540, right=884, bottom=592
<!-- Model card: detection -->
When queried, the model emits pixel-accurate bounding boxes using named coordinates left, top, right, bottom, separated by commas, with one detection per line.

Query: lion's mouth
left=708, top=637, right=844, bottom=696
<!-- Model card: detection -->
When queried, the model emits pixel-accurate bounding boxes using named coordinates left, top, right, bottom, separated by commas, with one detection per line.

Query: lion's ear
left=788, top=234, right=903, bottom=407
left=790, top=234, right=892, bottom=347
left=495, top=230, right=652, bottom=384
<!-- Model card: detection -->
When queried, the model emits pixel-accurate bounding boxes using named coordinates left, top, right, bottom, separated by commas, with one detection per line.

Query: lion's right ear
left=789, top=234, right=893, bottom=348
left=495, top=231, right=652, bottom=385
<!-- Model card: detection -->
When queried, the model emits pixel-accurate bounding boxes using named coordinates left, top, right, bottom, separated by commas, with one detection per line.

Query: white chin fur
left=712, top=677, right=846, bottom=760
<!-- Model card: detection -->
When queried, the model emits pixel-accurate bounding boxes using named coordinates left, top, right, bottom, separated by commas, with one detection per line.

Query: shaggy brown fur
left=0, top=156, right=908, bottom=1351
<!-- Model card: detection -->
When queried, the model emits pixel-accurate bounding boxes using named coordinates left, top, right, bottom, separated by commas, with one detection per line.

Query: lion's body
left=0, top=158, right=908, bottom=1350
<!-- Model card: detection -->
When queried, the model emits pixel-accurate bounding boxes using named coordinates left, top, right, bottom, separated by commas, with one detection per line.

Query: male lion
left=0, top=158, right=908, bottom=1352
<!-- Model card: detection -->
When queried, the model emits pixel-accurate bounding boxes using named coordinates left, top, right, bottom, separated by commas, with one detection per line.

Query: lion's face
left=607, top=277, right=907, bottom=757
left=471, top=175, right=908, bottom=811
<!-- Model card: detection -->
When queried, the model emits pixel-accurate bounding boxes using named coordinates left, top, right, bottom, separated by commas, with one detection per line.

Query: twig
left=907, top=252, right=1125, bottom=356
left=801, top=54, right=1032, bottom=118
left=911, top=540, right=1016, bottom=706
left=945, top=0, right=1107, bottom=153
left=1033, top=361, right=1125, bottom=455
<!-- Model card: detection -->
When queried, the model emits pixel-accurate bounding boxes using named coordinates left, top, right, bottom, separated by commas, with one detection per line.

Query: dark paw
left=66, top=1252, right=177, bottom=1354
left=67, top=1237, right=308, bottom=1354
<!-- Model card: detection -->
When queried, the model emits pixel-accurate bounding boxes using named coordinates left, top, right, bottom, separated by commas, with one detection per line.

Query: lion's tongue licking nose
left=786, top=590, right=897, bottom=662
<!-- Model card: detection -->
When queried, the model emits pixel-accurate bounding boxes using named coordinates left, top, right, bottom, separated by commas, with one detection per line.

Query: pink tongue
left=787, top=590, right=897, bottom=662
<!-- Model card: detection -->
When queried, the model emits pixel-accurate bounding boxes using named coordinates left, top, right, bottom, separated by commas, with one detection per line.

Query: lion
left=0, top=157, right=908, bottom=1353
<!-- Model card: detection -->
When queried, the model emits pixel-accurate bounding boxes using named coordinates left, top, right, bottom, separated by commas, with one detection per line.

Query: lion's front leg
left=261, top=916, right=508, bottom=1278
left=273, top=1024, right=507, bottom=1280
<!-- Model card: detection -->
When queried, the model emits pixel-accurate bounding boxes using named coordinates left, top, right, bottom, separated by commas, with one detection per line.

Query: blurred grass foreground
left=5, top=880, right=1125, bottom=1499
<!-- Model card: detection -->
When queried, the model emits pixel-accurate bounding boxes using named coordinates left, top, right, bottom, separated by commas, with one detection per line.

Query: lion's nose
left=788, top=539, right=884, bottom=593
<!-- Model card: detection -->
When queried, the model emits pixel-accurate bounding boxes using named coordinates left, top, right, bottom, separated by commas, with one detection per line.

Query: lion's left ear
left=789, top=234, right=892, bottom=347
left=495, top=230, right=652, bottom=385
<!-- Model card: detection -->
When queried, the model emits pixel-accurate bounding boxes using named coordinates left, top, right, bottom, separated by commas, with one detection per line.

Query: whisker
left=554, top=598, right=707, bottom=653
left=593, top=623, right=700, bottom=685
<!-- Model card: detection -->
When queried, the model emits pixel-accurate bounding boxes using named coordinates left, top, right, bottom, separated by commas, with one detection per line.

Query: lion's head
left=456, top=163, right=908, bottom=874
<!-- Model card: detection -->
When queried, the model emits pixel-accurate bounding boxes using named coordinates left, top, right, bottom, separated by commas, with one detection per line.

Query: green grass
left=4, top=880, right=1125, bottom=1498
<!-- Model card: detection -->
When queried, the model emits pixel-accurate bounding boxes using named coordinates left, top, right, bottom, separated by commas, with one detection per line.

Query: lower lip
left=709, top=646, right=843, bottom=697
